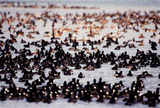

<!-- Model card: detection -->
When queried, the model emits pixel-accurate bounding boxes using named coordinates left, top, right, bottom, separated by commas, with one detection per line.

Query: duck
left=24, top=42, right=30, bottom=48
left=78, top=72, right=85, bottom=78
left=62, top=66, right=73, bottom=75
left=125, top=92, right=136, bottom=106
left=0, top=36, right=5, bottom=39
left=0, top=29, right=3, bottom=34
left=138, top=33, right=145, bottom=39
left=82, top=41, right=87, bottom=46
left=114, top=46, right=121, bottom=50
left=97, top=89, right=105, bottom=103
left=151, top=45, right=157, bottom=50
left=129, top=44, right=136, bottom=48
left=24, top=80, right=31, bottom=86
left=82, top=89, right=92, bottom=102
left=75, top=63, right=81, bottom=69
left=109, top=95, right=117, bottom=104
left=0, top=87, right=8, bottom=101
left=127, top=71, right=133, bottom=76
left=49, top=68, right=60, bottom=79
left=130, top=65, right=138, bottom=71
left=68, top=91, right=78, bottom=103
left=115, top=71, right=123, bottom=78
left=112, top=64, right=118, bottom=70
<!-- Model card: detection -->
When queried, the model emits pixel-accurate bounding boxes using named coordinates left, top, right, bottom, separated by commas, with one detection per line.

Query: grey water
left=1, top=0, right=160, bottom=7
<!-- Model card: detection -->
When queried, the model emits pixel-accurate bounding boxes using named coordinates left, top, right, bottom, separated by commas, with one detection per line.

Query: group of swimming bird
left=0, top=2, right=160, bottom=107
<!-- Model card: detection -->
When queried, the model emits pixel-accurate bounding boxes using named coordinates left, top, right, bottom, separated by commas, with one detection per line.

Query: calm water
left=2, top=0, right=160, bottom=7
